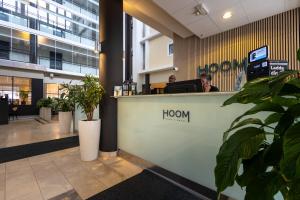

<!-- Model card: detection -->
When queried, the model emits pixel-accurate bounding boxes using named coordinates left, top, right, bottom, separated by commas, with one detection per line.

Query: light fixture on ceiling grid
left=193, top=3, right=208, bottom=16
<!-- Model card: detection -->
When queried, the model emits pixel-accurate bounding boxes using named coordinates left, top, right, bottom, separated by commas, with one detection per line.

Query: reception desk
left=117, top=92, right=255, bottom=199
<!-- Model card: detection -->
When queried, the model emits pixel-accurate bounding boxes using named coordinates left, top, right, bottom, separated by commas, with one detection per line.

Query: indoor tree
left=75, top=75, right=105, bottom=161
left=215, top=50, right=300, bottom=200
left=75, top=75, right=105, bottom=121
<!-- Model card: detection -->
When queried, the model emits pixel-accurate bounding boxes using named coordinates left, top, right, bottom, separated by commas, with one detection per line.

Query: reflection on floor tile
left=0, top=118, right=77, bottom=148
left=49, top=189, right=81, bottom=200
left=0, top=147, right=143, bottom=200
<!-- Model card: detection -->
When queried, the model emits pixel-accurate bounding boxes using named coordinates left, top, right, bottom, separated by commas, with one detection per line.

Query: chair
left=9, top=105, right=18, bottom=120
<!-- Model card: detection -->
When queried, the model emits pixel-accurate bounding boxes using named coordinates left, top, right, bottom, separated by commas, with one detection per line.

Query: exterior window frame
left=167, top=42, right=174, bottom=56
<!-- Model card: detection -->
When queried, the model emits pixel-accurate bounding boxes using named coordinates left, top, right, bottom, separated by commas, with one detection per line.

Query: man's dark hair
left=206, top=74, right=212, bottom=81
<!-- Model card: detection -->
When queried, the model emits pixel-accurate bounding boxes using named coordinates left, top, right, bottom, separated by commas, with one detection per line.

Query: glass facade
left=0, top=76, right=13, bottom=102
left=0, top=0, right=99, bottom=76
left=0, top=75, right=32, bottom=105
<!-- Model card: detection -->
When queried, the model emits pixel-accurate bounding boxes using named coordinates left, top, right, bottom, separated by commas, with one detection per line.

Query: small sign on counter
left=269, top=60, right=288, bottom=76
left=114, top=86, right=122, bottom=97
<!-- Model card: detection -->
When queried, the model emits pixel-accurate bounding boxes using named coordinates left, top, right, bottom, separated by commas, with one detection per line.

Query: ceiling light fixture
left=193, top=4, right=208, bottom=16
left=223, top=12, right=232, bottom=19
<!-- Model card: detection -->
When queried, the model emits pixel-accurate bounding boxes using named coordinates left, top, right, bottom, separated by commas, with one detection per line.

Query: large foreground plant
left=75, top=75, right=104, bottom=121
left=215, top=70, right=300, bottom=200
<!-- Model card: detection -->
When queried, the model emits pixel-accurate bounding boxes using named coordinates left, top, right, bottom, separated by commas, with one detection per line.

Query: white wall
left=132, top=18, right=174, bottom=91
left=149, top=70, right=174, bottom=84
left=132, top=18, right=145, bottom=92
left=0, top=67, right=44, bottom=79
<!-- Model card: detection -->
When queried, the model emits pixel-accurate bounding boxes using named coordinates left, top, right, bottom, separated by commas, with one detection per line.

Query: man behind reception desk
left=164, top=73, right=219, bottom=94
left=200, top=73, right=219, bottom=92
left=168, top=75, right=176, bottom=83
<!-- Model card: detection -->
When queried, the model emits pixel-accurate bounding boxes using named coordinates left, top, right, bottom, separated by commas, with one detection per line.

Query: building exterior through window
left=0, top=0, right=99, bottom=115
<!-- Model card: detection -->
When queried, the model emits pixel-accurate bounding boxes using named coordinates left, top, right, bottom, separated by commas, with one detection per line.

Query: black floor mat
left=88, top=170, right=203, bottom=200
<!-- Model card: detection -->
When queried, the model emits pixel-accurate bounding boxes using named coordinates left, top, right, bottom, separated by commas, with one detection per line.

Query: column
left=99, top=0, right=123, bottom=155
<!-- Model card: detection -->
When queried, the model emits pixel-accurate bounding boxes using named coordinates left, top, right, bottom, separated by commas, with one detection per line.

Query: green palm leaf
left=215, top=127, right=265, bottom=193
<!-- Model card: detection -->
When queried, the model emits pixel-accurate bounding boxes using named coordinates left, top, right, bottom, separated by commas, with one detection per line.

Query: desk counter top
left=113, top=92, right=236, bottom=99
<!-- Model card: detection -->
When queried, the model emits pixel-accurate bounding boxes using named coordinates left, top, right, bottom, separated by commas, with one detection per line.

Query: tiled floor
left=0, top=117, right=77, bottom=148
left=0, top=147, right=143, bottom=200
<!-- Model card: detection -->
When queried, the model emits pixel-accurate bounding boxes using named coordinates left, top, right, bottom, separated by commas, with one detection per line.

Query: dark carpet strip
left=148, top=166, right=229, bottom=200
left=49, top=189, right=82, bottom=200
left=0, top=136, right=79, bottom=163
left=88, top=170, right=203, bottom=200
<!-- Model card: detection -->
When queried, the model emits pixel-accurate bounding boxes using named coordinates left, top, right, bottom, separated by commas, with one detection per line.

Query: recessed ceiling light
left=223, top=12, right=232, bottom=19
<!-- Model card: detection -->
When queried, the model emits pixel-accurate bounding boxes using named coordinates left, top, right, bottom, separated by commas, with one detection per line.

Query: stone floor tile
left=63, top=166, right=106, bottom=199
left=5, top=159, right=31, bottom=174
left=107, top=159, right=143, bottom=179
left=5, top=166, right=42, bottom=200
left=82, top=160, right=124, bottom=188
left=31, top=161, right=73, bottom=199
left=0, top=164, right=5, bottom=200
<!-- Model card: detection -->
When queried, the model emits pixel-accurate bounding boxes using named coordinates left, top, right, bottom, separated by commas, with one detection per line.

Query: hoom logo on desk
left=162, top=110, right=190, bottom=123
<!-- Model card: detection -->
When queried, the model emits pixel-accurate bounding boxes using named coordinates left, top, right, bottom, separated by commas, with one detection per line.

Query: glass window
left=48, top=13, right=56, bottom=25
left=28, top=5, right=38, bottom=19
left=49, top=4, right=56, bottom=12
left=0, top=76, right=13, bottom=104
left=12, top=29, right=30, bottom=41
left=168, top=43, right=174, bottom=56
left=0, top=26, right=11, bottom=37
left=57, top=7, right=64, bottom=15
left=13, top=77, right=32, bottom=105
left=66, top=11, right=71, bottom=18
left=29, top=0, right=37, bottom=4
left=3, top=0, right=15, bottom=11
left=39, top=9, right=48, bottom=23
left=66, top=20, right=71, bottom=30
left=57, top=16, right=65, bottom=29
left=11, top=38, right=30, bottom=63
left=0, top=35, right=11, bottom=60
left=38, top=0, right=46, bottom=8
left=46, top=83, right=62, bottom=98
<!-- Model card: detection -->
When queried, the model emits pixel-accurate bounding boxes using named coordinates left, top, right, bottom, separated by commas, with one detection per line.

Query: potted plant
left=19, top=90, right=29, bottom=105
left=214, top=70, right=300, bottom=199
left=37, top=97, right=53, bottom=121
left=55, top=93, right=74, bottom=134
left=75, top=75, right=105, bottom=161
left=60, top=82, right=78, bottom=133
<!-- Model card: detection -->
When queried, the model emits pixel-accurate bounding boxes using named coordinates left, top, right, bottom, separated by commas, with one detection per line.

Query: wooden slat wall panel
left=175, top=8, right=300, bottom=91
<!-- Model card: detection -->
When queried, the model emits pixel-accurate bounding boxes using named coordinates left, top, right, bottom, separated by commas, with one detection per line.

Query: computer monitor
left=248, top=45, right=269, bottom=64
left=164, top=79, right=203, bottom=94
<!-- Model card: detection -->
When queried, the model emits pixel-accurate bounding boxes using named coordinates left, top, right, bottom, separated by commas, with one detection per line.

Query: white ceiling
left=152, top=0, right=300, bottom=38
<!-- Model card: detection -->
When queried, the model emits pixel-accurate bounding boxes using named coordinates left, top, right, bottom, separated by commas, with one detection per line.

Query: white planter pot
left=43, top=107, right=52, bottom=121
left=39, top=107, right=44, bottom=118
left=78, top=119, right=101, bottom=161
left=59, top=111, right=72, bottom=134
